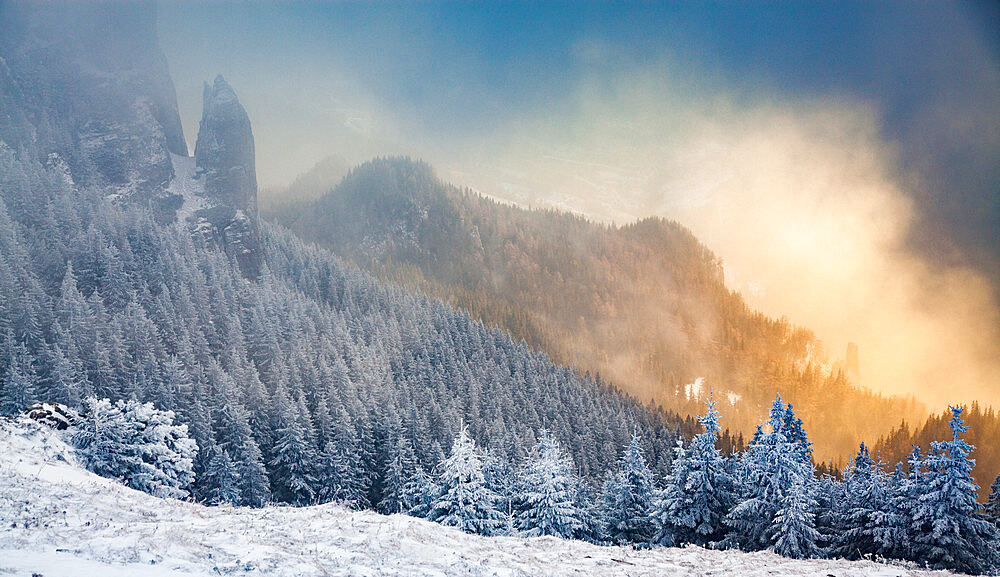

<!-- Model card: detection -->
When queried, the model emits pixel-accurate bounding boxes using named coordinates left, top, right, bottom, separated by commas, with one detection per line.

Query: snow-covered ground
left=0, top=421, right=955, bottom=577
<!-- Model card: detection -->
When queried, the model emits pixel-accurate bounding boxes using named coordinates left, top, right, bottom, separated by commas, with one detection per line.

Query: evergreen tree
left=652, top=393, right=736, bottom=548
left=234, top=437, right=272, bottom=508
left=782, top=402, right=812, bottom=461
left=267, top=385, right=318, bottom=505
left=834, top=443, right=889, bottom=559
left=427, top=426, right=506, bottom=536
left=42, top=342, right=89, bottom=406
left=602, top=433, right=656, bottom=545
left=402, top=465, right=439, bottom=518
left=378, top=433, right=418, bottom=514
left=215, top=403, right=271, bottom=507
left=909, top=406, right=999, bottom=574
left=72, top=397, right=197, bottom=499
left=484, top=453, right=518, bottom=536
left=874, top=448, right=922, bottom=562
left=772, top=479, right=822, bottom=559
left=986, top=473, right=1000, bottom=525
left=1, top=339, right=36, bottom=415
left=202, top=443, right=240, bottom=505
left=726, top=395, right=819, bottom=557
left=72, top=397, right=134, bottom=483
left=813, top=471, right=844, bottom=553
left=514, top=429, right=586, bottom=538
left=317, top=405, right=369, bottom=508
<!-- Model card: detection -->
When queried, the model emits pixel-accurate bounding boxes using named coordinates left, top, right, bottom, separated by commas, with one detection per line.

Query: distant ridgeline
left=275, top=157, right=932, bottom=465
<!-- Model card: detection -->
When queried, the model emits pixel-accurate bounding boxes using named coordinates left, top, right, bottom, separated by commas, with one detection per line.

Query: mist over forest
left=1, top=2, right=999, bottom=576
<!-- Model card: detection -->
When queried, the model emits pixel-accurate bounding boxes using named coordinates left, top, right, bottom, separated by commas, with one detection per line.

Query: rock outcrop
left=24, top=403, right=81, bottom=431
left=0, top=2, right=187, bottom=212
left=0, top=3, right=264, bottom=280
left=191, top=76, right=262, bottom=279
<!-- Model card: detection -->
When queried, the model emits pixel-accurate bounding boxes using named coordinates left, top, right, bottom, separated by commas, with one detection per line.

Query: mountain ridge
left=277, top=156, right=927, bottom=464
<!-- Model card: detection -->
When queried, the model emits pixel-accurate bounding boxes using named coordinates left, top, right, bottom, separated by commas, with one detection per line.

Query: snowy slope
left=0, top=421, right=954, bottom=577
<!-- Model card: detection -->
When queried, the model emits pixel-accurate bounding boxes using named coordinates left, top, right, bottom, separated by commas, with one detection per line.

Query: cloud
left=431, top=59, right=1000, bottom=408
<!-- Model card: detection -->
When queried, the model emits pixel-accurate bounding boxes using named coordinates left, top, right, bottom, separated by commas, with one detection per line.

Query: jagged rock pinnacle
left=192, top=75, right=262, bottom=279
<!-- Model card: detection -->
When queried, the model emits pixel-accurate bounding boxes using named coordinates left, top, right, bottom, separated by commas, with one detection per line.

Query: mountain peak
left=201, top=75, right=241, bottom=116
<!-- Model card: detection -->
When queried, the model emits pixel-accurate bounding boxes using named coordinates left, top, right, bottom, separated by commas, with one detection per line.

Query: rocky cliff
left=191, top=76, right=262, bottom=279
left=0, top=2, right=262, bottom=279
left=0, top=2, right=186, bottom=208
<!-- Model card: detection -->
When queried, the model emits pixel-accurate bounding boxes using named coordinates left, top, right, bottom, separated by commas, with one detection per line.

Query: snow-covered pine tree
left=813, top=470, right=844, bottom=552
left=402, top=465, right=439, bottom=518
left=782, top=402, right=812, bottom=461
left=427, top=426, right=506, bottom=536
left=602, top=433, right=656, bottom=546
left=651, top=438, right=686, bottom=548
left=72, top=397, right=135, bottom=482
left=769, top=403, right=821, bottom=559
left=0, top=338, right=36, bottom=415
left=122, top=400, right=197, bottom=499
left=378, top=433, right=418, bottom=514
left=267, top=384, right=318, bottom=505
left=203, top=443, right=240, bottom=505
left=215, top=403, right=271, bottom=507
left=41, top=342, right=89, bottom=407
left=873, top=448, right=922, bottom=562
left=772, top=476, right=822, bottom=559
left=514, top=429, right=585, bottom=538
left=987, top=473, right=1000, bottom=525
left=726, top=395, right=820, bottom=557
left=909, top=406, right=999, bottom=574
left=651, top=393, right=736, bottom=548
left=483, top=452, right=517, bottom=535
left=833, top=443, right=890, bottom=559
left=317, top=404, right=369, bottom=508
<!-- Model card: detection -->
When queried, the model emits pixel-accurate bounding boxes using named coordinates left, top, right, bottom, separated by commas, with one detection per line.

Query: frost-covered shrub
left=71, top=397, right=197, bottom=499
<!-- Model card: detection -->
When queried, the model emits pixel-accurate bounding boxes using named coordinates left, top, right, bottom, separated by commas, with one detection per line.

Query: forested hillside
left=0, top=144, right=695, bottom=508
left=277, top=157, right=927, bottom=462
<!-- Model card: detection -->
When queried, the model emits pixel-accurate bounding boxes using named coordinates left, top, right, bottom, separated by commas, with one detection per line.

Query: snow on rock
left=0, top=420, right=955, bottom=577
left=167, top=152, right=208, bottom=225
left=23, top=402, right=80, bottom=430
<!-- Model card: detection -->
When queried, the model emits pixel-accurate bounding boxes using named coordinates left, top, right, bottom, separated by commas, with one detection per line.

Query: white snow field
left=0, top=421, right=955, bottom=577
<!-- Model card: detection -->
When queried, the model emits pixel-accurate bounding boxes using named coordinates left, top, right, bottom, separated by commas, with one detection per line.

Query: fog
left=432, top=59, right=1000, bottom=409
left=158, top=1, right=1000, bottom=409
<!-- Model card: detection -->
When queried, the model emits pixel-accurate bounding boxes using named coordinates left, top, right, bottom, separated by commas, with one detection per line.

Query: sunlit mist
left=432, top=59, right=1000, bottom=409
